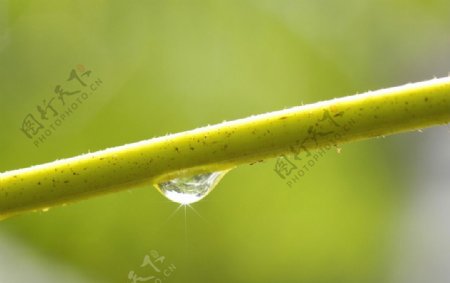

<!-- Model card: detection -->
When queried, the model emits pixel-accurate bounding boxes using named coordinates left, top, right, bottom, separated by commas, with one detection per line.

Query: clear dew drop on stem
left=154, top=170, right=229, bottom=205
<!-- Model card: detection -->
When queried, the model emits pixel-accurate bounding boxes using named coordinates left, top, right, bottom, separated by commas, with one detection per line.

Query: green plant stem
left=1, top=77, right=450, bottom=219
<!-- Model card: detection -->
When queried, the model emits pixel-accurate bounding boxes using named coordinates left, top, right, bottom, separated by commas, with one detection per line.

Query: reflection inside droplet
left=154, top=170, right=229, bottom=205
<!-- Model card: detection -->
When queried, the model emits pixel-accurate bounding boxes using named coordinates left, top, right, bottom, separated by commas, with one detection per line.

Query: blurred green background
left=1, top=1, right=449, bottom=282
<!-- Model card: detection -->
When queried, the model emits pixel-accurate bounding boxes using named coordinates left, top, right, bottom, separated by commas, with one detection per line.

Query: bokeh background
left=1, top=1, right=450, bottom=282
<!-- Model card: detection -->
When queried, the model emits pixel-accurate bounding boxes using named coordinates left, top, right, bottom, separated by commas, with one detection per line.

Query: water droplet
left=154, top=170, right=229, bottom=205
left=417, top=129, right=423, bottom=133
left=41, top=207, right=50, bottom=212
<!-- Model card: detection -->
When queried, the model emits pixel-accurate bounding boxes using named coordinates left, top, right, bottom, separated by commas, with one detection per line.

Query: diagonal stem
left=1, top=77, right=449, bottom=219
